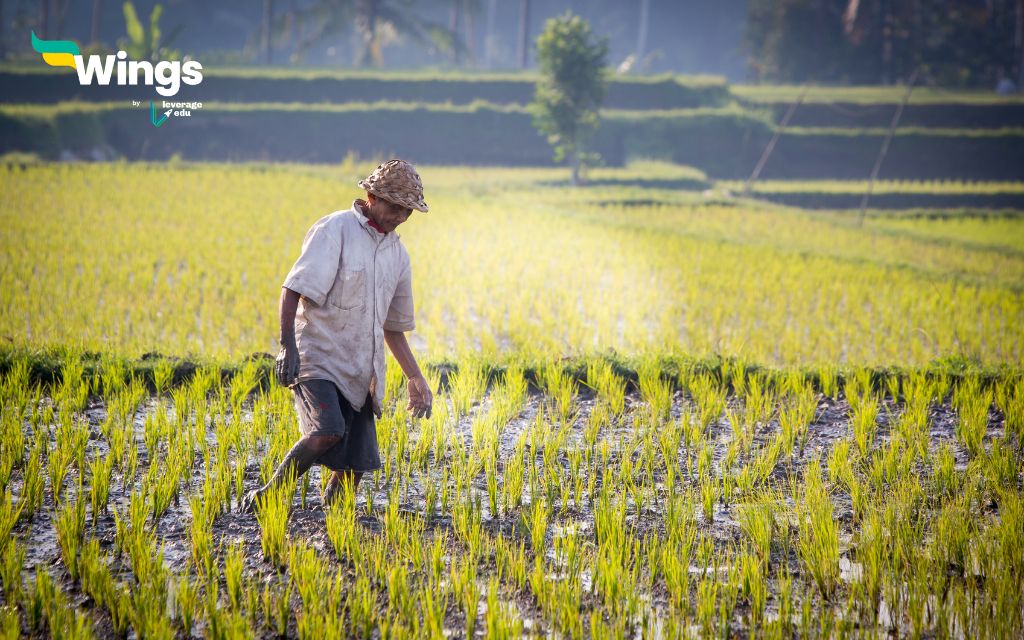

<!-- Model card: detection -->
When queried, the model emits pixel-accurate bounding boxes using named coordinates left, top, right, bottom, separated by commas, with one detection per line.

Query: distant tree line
left=746, top=0, right=1024, bottom=87
left=7, top=0, right=1019, bottom=88
left=4, top=0, right=542, bottom=69
left=0, top=1, right=747, bottom=77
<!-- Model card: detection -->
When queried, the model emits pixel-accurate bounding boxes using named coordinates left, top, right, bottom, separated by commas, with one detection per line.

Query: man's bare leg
left=240, top=434, right=340, bottom=513
left=323, top=469, right=363, bottom=508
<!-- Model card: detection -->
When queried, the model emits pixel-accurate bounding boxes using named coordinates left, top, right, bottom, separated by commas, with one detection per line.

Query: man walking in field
left=242, top=159, right=433, bottom=513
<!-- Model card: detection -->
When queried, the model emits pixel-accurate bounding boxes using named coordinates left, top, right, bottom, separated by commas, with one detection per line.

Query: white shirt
left=282, top=200, right=415, bottom=417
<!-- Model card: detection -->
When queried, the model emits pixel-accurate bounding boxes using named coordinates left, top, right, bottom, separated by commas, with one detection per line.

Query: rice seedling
left=451, top=554, right=481, bottom=638
left=0, top=605, right=18, bottom=640
left=586, top=358, right=626, bottom=416
left=748, top=435, right=783, bottom=488
left=696, top=572, right=718, bottom=638
left=123, top=440, right=140, bottom=489
left=736, top=491, right=777, bottom=566
left=484, top=450, right=500, bottom=517
left=144, top=458, right=181, bottom=523
left=851, top=393, right=879, bottom=459
left=78, top=537, right=112, bottom=611
left=233, top=445, right=249, bottom=510
left=540, top=364, right=578, bottom=425
left=289, top=540, right=334, bottom=616
left=796, top=460, right=840, bottom=600
left=690, top=372, right=727, bottom=434
left=0, top=539, right=23, bottom=603
left=46, top=436, right=76, bottom=506
left=261, top=581, right=291, bottom=636
left=325, top=491, right=357, bottom=562
left=416, top=578, right=448, bottom=639
left=699, top=472, right=717, bottom=523
left=660, top=529, right=694, bottom=614
left=739, top=549, right=767, bottom=627
left=0, top=492, right=21, bottom=557
left=995, top=376, right=1024, bottom=447
left=985, top=437, right=1017, bottom=487
left=0, top=435, right=22, bottom=497
left=228, top=359, right=261, bottom=411
left=189, top=495, right=216, bottom=579
left=53, top=496, right=86, bottom=582
left=637, top=359, right=673, bottom=425
left=255, top=471, right=295, bottom=569
left=17, top=439, right=44, bottom=521
left=87, top=453, right=114, bottom=525
left=744, top=372, right=777, bottom=429
left=483, top=576, right=523, bottom=639
left=172, top=569, right=200, bottom=635
left=817, top=364, right=839, bottom=400
left=224, top=539, right=245, bottom=611
left=448, top=360, right=486, bottom=421
left=24, top=567, right=48, bottom=634
left=953, top=376, right=991, bottom=458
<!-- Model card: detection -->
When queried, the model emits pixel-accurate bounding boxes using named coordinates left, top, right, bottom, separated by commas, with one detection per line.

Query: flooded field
left=2, top=353, right=1021, bottom=638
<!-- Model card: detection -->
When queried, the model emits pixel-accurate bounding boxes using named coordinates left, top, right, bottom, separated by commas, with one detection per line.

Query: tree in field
left=530, top=12, right=608, bottom=186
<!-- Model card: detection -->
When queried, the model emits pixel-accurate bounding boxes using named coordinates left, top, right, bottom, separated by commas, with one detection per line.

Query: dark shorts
left=292, top=379, right=382, bottom=473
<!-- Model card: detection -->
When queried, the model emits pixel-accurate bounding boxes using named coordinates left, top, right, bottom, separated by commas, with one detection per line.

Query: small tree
left=530, top=13, right=608, bottom=186
left=119, top=2, right=182, bottom=62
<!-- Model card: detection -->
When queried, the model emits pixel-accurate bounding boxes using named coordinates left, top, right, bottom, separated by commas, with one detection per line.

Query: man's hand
left=408, top=375, right=433, bottom=419
left=275, top=342, right=300, bottom=387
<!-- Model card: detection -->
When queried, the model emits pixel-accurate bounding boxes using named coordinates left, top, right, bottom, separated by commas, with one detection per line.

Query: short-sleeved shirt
left=282, top=199, right=415, bottom=417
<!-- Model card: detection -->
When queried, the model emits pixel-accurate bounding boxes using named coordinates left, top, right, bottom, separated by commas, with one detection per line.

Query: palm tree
left=277, top=0, right=454, bottom=67
left=448, top=0, right=482, bottom=66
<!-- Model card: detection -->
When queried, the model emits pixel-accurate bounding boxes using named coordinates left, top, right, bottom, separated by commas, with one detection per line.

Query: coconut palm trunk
left=91, top=0, right=102, bottom=43
left=517, top=0, right=530, bottom=68
left=262, top=0, right=274, bottom=64
left=635, top=0, right=649, bottom=67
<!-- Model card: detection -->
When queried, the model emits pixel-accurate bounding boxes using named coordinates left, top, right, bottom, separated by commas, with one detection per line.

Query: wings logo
left=31, top=31, right=203, bottom=97
left=31, top=31, right=80, bottom=69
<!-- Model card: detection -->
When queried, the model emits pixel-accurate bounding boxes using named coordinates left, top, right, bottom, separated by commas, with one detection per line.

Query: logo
left=150, top=101, right=171, bottom=128
left=31, top=31, right=202, bottom=97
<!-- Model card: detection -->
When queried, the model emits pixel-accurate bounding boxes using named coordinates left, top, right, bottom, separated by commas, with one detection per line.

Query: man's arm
left=275, top=287, right=301, bottom=386
left=280, top=287, right=300, bottom=347
left=384, top=329, right=432, bottom=418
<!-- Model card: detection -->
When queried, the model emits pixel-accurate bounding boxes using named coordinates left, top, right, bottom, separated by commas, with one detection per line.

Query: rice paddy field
left=1, top=159, right=1023, bottom=639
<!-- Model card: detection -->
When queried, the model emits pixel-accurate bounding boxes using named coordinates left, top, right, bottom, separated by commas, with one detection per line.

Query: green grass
left=0, top=61, right=727, bottom=87
left=724, top=178, right=1024, bottom=195
left=733, top=84, right=1024, bottom=105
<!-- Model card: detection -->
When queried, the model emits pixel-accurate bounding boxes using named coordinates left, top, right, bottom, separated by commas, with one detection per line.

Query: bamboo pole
left=857, top=69, right=919, bottom=226
left=743, top=83, right=809, bottom=197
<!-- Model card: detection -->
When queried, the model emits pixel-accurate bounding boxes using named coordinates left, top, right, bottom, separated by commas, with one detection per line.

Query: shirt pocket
left=327, top=268, right=366, bottom=311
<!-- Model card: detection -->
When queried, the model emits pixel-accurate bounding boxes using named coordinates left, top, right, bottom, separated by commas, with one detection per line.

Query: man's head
left=365, top=192, right=413, bottom=233
left=357, top=158, right=428, bottom=231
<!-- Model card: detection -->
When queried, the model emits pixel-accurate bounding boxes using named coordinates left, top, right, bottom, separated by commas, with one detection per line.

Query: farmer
left=242, top=159, right=433, bottom=513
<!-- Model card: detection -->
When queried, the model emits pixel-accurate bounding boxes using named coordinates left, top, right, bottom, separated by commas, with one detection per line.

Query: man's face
left=369, top=195, right=413, bottom=233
